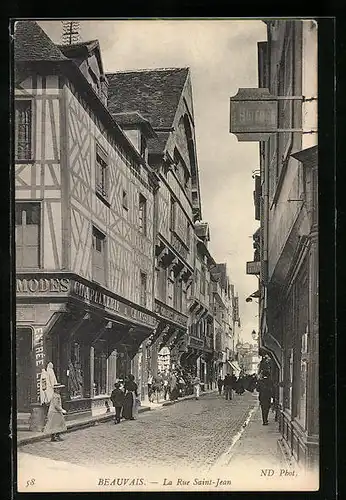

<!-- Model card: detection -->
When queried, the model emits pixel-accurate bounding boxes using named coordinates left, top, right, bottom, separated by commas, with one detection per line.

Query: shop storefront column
left=306, top=230, right=319, bottom=468
left=107, top=350, right=117, bottom=394
left=90, top=346, right=95, bottom=397
left=81, top=344, right=91, bottom=398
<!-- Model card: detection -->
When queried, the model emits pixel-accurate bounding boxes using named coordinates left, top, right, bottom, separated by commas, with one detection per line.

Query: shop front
left=16, top=273, right=158, bottom=421
left=146, top=299, right=188, bottom=380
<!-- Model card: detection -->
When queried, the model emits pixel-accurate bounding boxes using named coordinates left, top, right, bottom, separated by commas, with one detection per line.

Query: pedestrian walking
left=43, top=383, right=67, bottom=442
left=193, top=375, right=201, bottom=400
left=169, top=371, right=179, bottom=401
left=235, top=374, right=245, bottom=395
left=39, top=365, right=55, bottom=426
left=122, top=374, right=139, bottom=420
left=230, top=374, right=237, bottom=392
left=224, top=374, right=233, bottom=400
left=110, top=382, right=124, bottom=424
left=178, top=374, right=186, bottom=397
left=151, top=375, right=162, bottom=403
left=257, top=370, right=273, bottom=425
left=217, top=376, right=224, bottom=395
left=147, top=372, right=153, bottom=402
left=162, top=371, right=169, bottom=400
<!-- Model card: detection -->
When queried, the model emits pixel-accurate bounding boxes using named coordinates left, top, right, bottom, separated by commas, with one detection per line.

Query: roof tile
left=14, top=21, right=68, bottom=62
left=106, top=68, right=189, bottom=130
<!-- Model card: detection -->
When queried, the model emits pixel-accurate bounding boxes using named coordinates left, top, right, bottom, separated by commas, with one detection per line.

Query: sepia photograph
left=12, top=17, right=319, bottom=492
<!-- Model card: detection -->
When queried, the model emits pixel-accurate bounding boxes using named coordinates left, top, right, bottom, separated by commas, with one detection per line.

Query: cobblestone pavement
left=20, top=391, right=258, bottom=473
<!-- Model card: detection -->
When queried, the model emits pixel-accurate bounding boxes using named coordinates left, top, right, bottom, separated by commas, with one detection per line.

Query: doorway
left=16, top=327, right=34, bottom=412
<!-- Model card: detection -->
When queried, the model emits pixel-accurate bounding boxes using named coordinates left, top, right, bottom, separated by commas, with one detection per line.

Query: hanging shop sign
left=230, top=88, right=278, bottom=141
left=246, top=261, right=261, bottom=275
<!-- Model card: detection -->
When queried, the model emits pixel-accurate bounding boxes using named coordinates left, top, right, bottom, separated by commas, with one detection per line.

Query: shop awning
left=227, top=360, right=241, bottom=375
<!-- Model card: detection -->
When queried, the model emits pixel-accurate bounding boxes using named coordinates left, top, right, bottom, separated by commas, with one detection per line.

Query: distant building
left=210, top=263, right=236, bottom=378
left=181, top=221, right=215, bottom=386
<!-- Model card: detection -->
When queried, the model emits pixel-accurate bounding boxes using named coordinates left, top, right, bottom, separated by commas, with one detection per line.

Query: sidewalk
left=17, top=388, right=216, bottom=446
left=210, top=403, right=317, bottom=491
left=211, top=402, right=283, bottom=472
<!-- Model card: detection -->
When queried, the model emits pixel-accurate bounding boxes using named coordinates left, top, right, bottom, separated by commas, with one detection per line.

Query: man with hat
left=43, top=383, right=67, bottom=441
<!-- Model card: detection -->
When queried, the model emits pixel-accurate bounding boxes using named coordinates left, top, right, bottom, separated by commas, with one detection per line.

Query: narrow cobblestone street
left=20, top=392, right=257, bottom=472
left=18, top=390, right=313, bottom=492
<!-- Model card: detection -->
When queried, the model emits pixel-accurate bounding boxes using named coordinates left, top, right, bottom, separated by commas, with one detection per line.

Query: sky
left=38, top=19, right=267, bottom=343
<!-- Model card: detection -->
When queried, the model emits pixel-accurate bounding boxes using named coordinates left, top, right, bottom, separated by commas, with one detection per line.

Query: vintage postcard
left=13, top=17, right=319, bottom=493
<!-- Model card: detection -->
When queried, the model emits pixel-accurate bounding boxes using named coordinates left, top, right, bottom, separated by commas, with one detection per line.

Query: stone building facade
left=255, top=20, right=318, bottom=469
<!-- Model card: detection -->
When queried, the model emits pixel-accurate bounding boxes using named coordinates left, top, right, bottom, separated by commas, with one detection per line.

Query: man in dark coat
left=110, top=382, right=124, bottom=424
left=217, top=376, right=224, bottom=395
left=224, top=374, right=233, bottom=400
left=257, top=371, right=273, bottom=425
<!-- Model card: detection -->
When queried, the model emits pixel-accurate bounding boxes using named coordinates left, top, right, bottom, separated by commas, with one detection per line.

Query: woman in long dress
left=122, top=374, right=138, bottom=420
left=44, top=383, right=67, bottom=441
left=46, top=362, right=58, bottom=389
left=193, top=376, right=201, bottom=400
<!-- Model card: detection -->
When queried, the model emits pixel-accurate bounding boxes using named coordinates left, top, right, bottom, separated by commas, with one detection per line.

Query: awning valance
left=227, top=360, right=241, bottom=375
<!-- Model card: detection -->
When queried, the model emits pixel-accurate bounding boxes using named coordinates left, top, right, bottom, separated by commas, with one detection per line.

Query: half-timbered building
left=14, top=21, right=159, bottom=423
left=107, top=68, right=202, bottom=377
left=210, top=263, right=236, bottom=379
left=181, top=221, right=215, bottom=386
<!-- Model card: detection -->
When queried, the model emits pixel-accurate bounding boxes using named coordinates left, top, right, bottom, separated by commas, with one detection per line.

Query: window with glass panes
left=140, top=134, right=147, bottom=158
left=95, top=145, right=108, bottom=198
left=68, top=342, right=84, bottom=399
left=173, top=276, right=183, bottom=311
left=15, top=100, right=32, bottom=160
left=140, top=271, right=147, bottom=307
left=94, top=346, right=107, bottom=396
left=92, top=227, right=106, bottom=285
left=15, top=202, right=40, bottom=268
left=170, top=196, right=176, bottom=231
left=138, top=193, right=147, bottom=235
left=200, top=266, right=206, bottom=295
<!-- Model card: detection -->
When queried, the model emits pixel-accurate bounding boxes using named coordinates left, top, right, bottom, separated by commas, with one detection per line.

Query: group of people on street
left=147, top=366, right=204, bottom=403
left=38, top=358, right=275, bottom=442
left=110, top=374, right=140, bottom=423
left=217, top=372, right=257, bottom=398
left=216, top=370, right=276, bottom=425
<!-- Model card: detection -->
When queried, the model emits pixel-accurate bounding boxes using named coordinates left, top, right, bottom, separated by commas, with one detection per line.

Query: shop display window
left=68, top=342, right=84, bottom=399
left=94, top=350, right=107, bottom=396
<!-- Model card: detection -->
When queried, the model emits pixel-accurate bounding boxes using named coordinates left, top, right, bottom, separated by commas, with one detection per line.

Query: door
left=16, top=328, right=34, bottom=412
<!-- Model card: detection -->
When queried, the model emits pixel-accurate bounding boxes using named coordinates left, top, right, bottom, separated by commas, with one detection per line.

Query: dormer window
left=95, top=143, right=108, bottom=200
left=140, top=134, right=147, bottom=158
left=89, top=69, right=99, bottom=94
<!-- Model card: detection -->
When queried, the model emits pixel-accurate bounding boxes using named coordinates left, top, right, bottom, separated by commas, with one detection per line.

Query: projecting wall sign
left=246, top=261, right=261, bottom=275
left=230, top=88, right=278, bottom=142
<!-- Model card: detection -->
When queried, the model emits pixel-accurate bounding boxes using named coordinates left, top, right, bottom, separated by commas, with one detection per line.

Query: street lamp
left=251, top=330, right=258, bottom=341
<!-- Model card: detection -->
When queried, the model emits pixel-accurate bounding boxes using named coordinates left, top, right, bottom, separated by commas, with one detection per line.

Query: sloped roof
left=112, top=112, right=157, bottom=138
left=57, top=39, right=105, bottom=75
left=57, top=39, right=99, bottom=52
left=147, top=131, right=171, bottom=155
left=14, top=21, right=68, bottom=62
left=106, top=68, right=189, bottom=130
